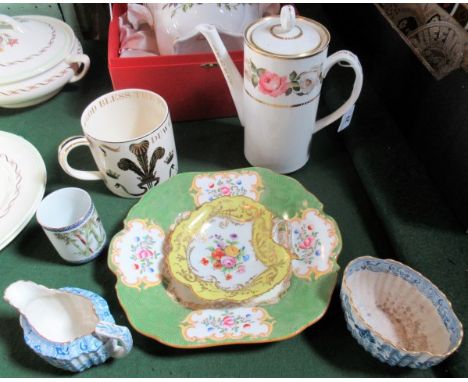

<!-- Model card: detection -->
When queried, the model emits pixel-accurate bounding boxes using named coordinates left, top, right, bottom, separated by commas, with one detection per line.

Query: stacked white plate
left=0, top=131, right=46, bottom=251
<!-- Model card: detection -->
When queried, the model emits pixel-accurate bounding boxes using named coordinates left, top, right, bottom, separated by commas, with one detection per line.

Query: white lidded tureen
left=0, top=14, right=90, bottom=108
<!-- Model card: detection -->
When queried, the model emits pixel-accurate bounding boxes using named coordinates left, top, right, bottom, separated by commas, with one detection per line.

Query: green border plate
left=107, top=167, right=342, bottom=348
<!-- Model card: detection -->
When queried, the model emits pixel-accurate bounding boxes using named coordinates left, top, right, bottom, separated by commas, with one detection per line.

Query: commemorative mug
left=36, top=187, right=106, bottom=264
left=59, top=89, right=178, bottom=198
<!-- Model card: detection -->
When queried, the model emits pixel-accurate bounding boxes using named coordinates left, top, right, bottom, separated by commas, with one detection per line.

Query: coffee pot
left=197, top=6, right=363, bottom=173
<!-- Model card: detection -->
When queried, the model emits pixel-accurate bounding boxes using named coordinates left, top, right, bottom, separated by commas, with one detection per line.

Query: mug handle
left=58, top=136, right=103, bottom=181
left=66, top=54, right=91, bottom=83
left=94, top=321, right=133, bottom=359
left=314, top=50, right=363, bottom=133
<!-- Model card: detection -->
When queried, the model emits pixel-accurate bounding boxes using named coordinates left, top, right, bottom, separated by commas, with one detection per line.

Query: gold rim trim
left=245, top=16, right=330, bottom=60
left=342, top=256, right=464, bottom=358
left=245, top=89, right=319, bottom=108
left=270, top=24, right=303, bottom=40
left=81, top=89, right=169, bottom=145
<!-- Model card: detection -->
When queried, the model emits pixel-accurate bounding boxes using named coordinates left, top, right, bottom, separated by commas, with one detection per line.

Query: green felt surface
left=320, top=4, right=468, bottom=231
left=311, top=4, right=467, bottom=376
left=0, top=40, right=450, bottom=378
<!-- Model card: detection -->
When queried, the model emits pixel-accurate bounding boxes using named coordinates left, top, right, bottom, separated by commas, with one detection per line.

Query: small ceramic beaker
left=58, top=89, right=178, bottom=198
left=36, top=188, right=106, bottom=264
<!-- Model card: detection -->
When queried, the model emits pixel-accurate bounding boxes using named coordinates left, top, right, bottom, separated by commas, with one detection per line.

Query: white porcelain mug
left=59, top=89, right=178, bottom=198
left=36, top=188, right=106, bottom=264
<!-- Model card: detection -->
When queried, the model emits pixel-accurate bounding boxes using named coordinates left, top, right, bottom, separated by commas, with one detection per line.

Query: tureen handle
left=65, top=54, right=91, bottom=83
left=314, top=50, right=363, bottom=133
left=0, top=14, right=24, bottom=34
left=94, top=321, right=133, bottom=359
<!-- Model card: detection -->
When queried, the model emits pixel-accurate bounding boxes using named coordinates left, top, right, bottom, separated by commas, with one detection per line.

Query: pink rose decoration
left=299, top=236, right=315, bottom=250
left=237, top=265, right=246, bottom=274
left=137, top=248, right=153, bottom=259
left=221, top=256, right=237, bottom=269
left=220, top=186, right=231, bottom=196
left=258, top=71, right=289, bottom=97
left=222, top=316, right=235, bottom=327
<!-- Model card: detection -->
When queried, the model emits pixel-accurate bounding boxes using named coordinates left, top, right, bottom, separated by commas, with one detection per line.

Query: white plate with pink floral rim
left=108, top=167, right=342, bottom=348
left=0, top=131, right=46, bottom=251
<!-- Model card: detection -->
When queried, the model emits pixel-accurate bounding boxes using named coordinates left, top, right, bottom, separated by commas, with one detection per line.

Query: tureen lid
left=245, top=6, right=330, bottom=59
left=0, top=14, right=75, bottom=85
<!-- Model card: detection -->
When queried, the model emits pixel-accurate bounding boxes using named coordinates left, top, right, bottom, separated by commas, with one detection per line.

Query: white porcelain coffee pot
left=197, top=6, right=363, bottom=173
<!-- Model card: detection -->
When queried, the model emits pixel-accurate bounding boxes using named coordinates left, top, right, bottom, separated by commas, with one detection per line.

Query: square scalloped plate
left=108, top=167, right=342, bottom=348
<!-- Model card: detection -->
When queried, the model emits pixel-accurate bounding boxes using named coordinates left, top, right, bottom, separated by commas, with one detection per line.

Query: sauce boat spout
left=4, top=280, right=52, bottom=314
left=196, top=24, right=245, bottom=126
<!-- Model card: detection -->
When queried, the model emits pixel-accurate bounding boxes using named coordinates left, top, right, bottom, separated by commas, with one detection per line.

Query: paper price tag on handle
left=338, top=104, right=355, bottom=133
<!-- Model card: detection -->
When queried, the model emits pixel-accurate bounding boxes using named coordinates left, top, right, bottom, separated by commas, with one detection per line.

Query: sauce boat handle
left=314, top=50, right=363, bottom=133
left=94, top=321, right=133, bottom=359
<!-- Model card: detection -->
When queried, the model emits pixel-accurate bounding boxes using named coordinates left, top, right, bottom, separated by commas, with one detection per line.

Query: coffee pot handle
left=94, top=321, right=133, bottom=359
left=314, top=50, right=363, bottom=133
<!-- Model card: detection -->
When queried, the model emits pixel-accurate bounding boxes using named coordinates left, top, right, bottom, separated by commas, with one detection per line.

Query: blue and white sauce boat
left=4, top=280, right=133, bottom=372
left=340, top=257, right=463, bottom=369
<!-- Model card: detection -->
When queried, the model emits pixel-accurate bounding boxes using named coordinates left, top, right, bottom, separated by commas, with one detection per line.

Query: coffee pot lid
left=0, top=14, right=75, bottom=85
left=245, top=5, right=330, bottom=58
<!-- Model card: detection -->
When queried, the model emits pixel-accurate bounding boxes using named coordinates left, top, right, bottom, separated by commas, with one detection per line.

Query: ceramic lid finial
left=280, top=5, right=295, bottom=33
left=246, top=5, right=329, bottom=57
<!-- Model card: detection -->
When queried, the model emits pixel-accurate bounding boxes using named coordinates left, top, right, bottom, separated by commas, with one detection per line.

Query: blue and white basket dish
left=4, top=281, right=133, bottom=372
left=340, top=256, right=463, bottom=369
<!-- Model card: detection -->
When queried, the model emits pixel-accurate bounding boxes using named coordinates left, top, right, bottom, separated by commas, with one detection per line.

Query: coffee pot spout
left=196, top=24, right=245, bottom=125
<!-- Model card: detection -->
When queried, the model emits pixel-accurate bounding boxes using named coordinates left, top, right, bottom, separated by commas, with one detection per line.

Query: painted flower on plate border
left=110, top=219, right=165, bottom=288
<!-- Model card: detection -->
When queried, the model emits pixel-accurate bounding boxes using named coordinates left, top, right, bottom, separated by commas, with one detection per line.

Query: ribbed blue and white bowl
left=340, top=256, right=463, bottom=369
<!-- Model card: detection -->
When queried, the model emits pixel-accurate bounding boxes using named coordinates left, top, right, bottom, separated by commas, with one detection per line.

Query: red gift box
left=108, top=4, right=243, bottom=122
